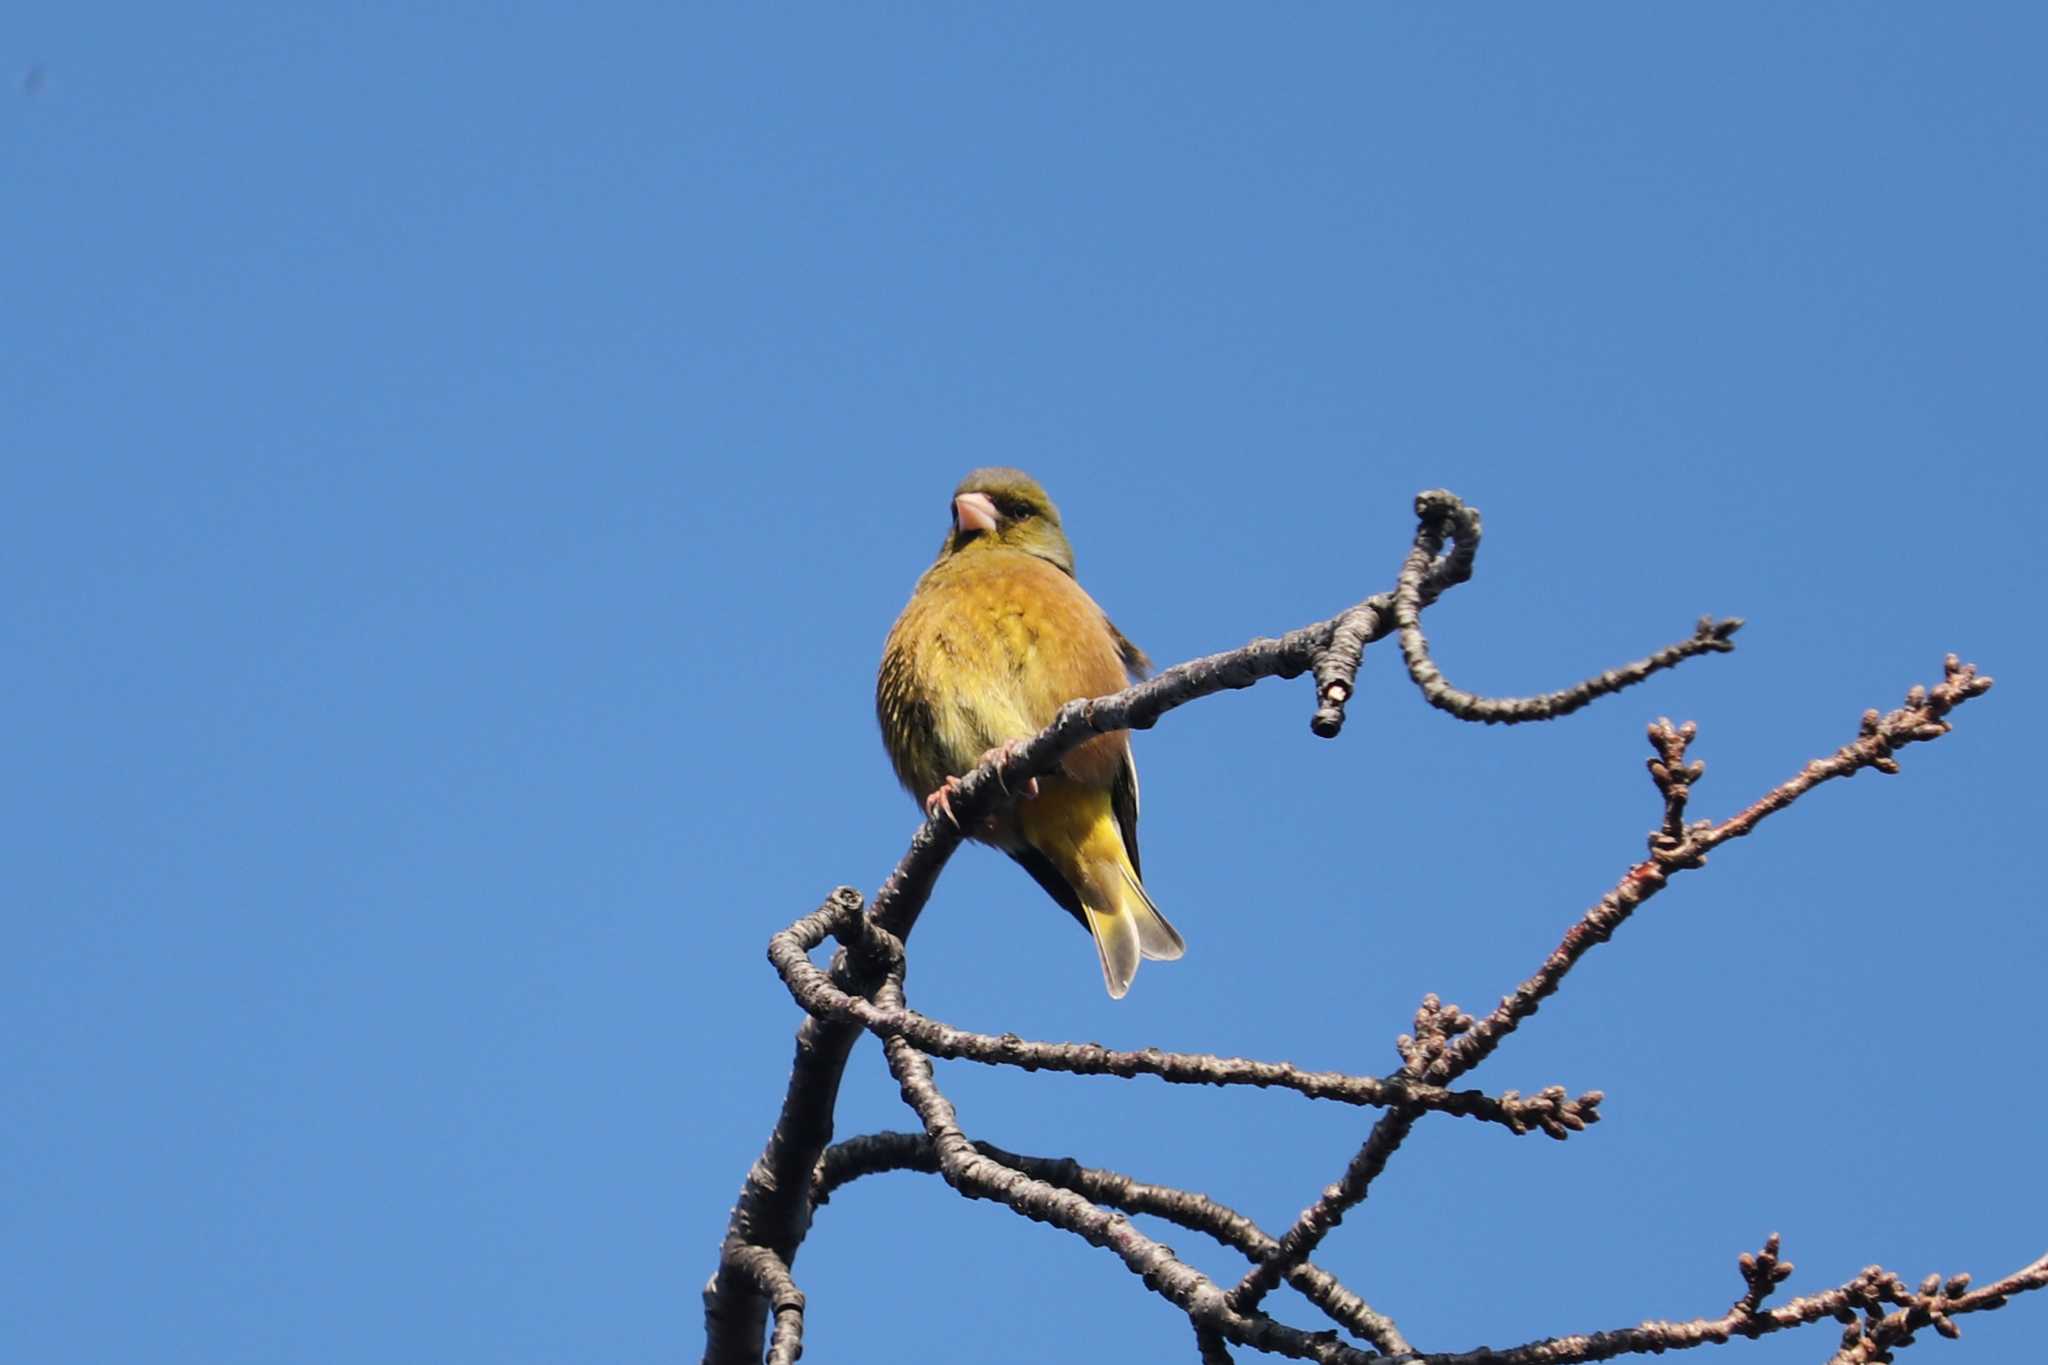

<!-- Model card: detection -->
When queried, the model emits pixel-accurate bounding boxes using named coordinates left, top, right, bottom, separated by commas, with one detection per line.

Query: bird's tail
left=1016, top=779, right=1186, bottom=999
left=1081, top=861, right=1184, bottom=999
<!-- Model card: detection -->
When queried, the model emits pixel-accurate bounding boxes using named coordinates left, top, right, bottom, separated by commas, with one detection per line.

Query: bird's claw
left=979, top=741, right=1040, bottom=801
left=923, top=777, right=966, bottom=829
left=922, top=742, right=1039, bottom=832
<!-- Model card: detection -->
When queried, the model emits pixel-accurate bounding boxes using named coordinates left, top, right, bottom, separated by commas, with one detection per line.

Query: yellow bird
left=877, top=468, right=1184, bottom=998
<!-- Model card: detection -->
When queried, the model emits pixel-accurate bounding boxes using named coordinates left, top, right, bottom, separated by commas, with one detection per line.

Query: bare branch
left=1306, top=489, right=1479, bottom=737
left=1383, top=493, right=1740, bottom=727
left=1308, top=603, right=1381, bottom=739
left=813, top=1130, right=1412, bottom=1354
left=1229, top=657, right=1994, bottom=1313
left=769, top=908, right=1598, bottom=1137
left=1442, top=654, right=1993, bottom=1079
left=1227, top=1106, right=1419, bottom=1314
left=705, top=488, right=1603, bottom=1359
left=1410, top=1244, right=2048, bottom=1365
left=1731, top=1234, right=1795, bottom=1318
left=721, top=1245, right=804, bottom=1365
left=875, top=978, right=1392, bottom=1363
left=1199, top=1324, right=1240, bottom=1364
left=707, top=494, right=2032, bottom=1365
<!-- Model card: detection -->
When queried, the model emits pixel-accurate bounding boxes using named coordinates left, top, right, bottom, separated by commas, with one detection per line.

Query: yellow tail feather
left=1082, top=869, right=1184, bottom=998
left=1121, top=863, right=1185, bottom=963
left=1018, top=777, right=1186, bottom=998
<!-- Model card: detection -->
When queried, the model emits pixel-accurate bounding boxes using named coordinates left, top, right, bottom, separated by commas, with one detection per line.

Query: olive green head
left=937, top=467, right=1076, bottom=574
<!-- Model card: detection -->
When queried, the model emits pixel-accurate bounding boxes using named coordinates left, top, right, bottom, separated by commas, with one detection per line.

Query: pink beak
left=953, top=491, right=999, bottom=536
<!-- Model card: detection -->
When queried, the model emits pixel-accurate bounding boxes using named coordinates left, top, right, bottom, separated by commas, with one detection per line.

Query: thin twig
left=1230, top=657, right=1994, bottom=1312
left=876, top=979, right=1387, bottom=1364
left=769, top=910, right=1598, bottom=1137
left=813, top=1130, right=1412, bottom=1354
left=1393, top=500, right=1741, bottom=726
left=1443, top=654, right=1993, bottom=1078
left=707, top=490, right=1742, bottom=1361
left=1407, top=1245, right=2048, bottom=1365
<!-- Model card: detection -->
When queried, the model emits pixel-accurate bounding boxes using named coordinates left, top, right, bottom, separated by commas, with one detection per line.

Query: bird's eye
left=995, top=496, right=1031, bottom=520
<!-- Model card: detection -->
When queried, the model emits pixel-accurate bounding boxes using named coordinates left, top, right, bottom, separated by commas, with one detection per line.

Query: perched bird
left=877, top=468, right=1184, bottom=998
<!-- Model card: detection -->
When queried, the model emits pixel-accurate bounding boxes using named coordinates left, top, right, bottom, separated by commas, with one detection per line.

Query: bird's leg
left=923, top=776, right=966, bottom=829
left=979, top=739, right=1040, bottom=801
left=921, top=741, right=1039, bottom=832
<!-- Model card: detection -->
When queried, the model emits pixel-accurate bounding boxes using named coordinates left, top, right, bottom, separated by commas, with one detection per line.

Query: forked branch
left=703, top=492, right=2011, bottom=1365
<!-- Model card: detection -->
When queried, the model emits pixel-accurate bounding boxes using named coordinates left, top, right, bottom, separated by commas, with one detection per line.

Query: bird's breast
left=879, top=551, right=1130, bottom=790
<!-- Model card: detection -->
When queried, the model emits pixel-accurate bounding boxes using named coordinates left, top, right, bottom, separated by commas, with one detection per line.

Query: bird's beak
left=953, top=491, right=999, bottom=536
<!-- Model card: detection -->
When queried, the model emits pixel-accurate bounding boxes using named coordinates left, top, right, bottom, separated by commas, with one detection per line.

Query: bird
left=876, top=468, right=1184, bottom=998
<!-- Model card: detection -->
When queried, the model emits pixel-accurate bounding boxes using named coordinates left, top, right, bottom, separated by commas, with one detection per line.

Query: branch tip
left=711, top=484, right=2009, bottom=1365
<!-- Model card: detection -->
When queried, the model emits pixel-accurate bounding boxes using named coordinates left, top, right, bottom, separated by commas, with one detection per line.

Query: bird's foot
left=978, top=740, right=1040, bottom=801
left=921, top=743, right=1037, bottom=833
left=923, top=776, right=966, bottom=829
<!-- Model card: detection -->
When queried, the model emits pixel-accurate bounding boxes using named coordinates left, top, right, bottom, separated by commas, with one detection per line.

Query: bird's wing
left=1108, top=618, right=1151, bottom=680
left=1111, top=743, right=1142, bottom=881
left=1003, top=845, right=1090, bottom=931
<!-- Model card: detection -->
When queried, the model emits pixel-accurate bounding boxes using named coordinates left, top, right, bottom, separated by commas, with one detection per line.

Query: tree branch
left=813, top=1130, right=1411, bottom=1353
left=875, top=977, right=1389, bottom=1363
left=722, top=1245, right=804, bottom=1365
left=1409, top=1242, right=2048, bottom=1365
left=1394, top=495, right=1742, bottom=726
left=1228, top=657, right=1994, bottom=1312
left=768, top=911, right=1599, bottom=1138
left=704, top=490, right=1787, bottom=1361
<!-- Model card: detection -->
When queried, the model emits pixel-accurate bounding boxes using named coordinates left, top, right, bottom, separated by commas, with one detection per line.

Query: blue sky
left=5, top=6, right=2042, bottom=1362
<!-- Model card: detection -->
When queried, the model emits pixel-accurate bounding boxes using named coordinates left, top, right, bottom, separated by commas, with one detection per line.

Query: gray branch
left=703, top=490, right=2014, bottom=1365
left=769, top=907, right=1600, bottom=1138
left=813, top=1130, right=1411, bottom=1354
left=1228, top=656, right=1995, bottom=1313
left=1407, top=1241, right=2048, bottom=1365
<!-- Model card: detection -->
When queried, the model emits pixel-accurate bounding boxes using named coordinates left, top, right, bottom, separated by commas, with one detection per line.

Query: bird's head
left=938, top=467, right=1076, bottom=575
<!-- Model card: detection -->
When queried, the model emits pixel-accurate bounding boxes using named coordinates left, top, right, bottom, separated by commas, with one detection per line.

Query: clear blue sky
left=5, top=6, right=2041, bottom=1363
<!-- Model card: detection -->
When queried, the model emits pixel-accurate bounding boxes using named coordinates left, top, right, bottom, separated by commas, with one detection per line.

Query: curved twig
left=706, top=490, right=1746, bottom=1362
left=1229, top=657, right=1995, bottom=1312
left=723, top=1245, right=804, bottom=1365
left=769, top=910, right=1599, bottom=1137
left=1393, top=497, right=1741, bottom=725
left=875, top=979, right=1386, bottom=1364
left=1409, top=1243, right=2048, bottom=1365
left=813, top=1130, right=1411, bottom=1354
